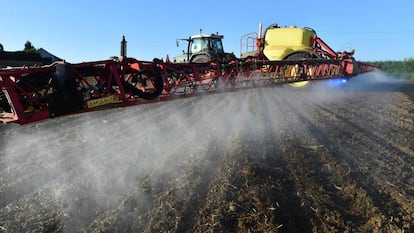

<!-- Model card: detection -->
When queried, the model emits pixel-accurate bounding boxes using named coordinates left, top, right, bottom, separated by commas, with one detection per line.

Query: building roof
left=37, top=48, right=63, bottom=63
left=0, top=48, right=63, bottom=68
left=0, top=51, right=42, bottom=61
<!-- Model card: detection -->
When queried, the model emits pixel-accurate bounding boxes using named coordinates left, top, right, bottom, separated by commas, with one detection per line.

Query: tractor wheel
left=190, top=54, right=211, bottom=63
left=284, top=52, right=313, bottom=88
left=123, top=69, right=164, bottom=100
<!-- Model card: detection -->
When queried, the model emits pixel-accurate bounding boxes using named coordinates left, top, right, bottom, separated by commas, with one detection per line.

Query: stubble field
left=0, top=71, right=413, bottom=232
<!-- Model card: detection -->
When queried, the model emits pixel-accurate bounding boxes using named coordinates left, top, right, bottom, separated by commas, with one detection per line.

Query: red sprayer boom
left=0, top=23, right=376, bottom=124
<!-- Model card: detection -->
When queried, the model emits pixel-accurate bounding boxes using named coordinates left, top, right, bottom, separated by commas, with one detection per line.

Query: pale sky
left=2, top=0, right=413, bottom=62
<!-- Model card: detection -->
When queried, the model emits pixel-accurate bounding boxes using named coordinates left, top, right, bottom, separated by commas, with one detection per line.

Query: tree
left=0, top=43, right=3, bottom=51
left=370, top=58, right=414, bottom=80
left=23, top=41, right=36, bottom=53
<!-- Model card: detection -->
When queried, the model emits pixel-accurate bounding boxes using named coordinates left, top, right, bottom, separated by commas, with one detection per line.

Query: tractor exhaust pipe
left=258, top=23, right=262, bottom=39
left=121, top=35, right=127, bottom=57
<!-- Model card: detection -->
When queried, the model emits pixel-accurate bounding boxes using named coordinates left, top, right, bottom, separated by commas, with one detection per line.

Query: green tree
left=370, top=58, right=414, bottom=80
left=23, top=41, right=36, bottom=53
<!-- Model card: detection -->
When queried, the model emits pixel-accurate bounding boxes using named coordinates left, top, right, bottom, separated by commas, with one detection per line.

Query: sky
left=1, top=0, right=413, bottom=63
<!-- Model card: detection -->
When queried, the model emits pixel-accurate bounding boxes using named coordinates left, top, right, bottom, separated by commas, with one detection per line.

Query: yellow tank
left=263, top=26, right=315, bottom=61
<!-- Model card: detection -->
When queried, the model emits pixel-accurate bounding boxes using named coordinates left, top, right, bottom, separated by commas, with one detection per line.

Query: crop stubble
left=0, top=77, right=413, bottom=232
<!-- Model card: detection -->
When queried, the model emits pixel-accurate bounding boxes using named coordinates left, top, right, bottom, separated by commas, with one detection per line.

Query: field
left=0, top=71, right=413, bottom=232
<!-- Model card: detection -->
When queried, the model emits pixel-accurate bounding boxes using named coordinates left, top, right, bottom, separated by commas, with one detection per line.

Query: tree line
left=369, top=58, right=414, bottom=80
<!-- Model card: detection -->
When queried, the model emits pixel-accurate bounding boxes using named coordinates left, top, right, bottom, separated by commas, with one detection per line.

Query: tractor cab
left=174, top=32, right=235, bottom=63
left=190, top=34, right=224, bottom=54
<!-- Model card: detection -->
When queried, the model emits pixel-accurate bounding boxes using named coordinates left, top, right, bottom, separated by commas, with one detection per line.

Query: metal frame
left=0, top=58, right=163, bottom=124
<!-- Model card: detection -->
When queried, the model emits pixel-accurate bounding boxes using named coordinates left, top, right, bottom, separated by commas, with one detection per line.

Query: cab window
left=212, top=38, right=224, bottom=53
left=191, top=38, right=210, bottom=53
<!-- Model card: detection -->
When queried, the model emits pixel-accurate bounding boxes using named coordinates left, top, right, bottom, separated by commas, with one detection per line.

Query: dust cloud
left=0, top=70, right=404, bottom=231
left=0, top=90, right=262, bottom=231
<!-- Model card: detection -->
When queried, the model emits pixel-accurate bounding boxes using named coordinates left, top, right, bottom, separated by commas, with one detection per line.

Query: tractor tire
left=190, top=54, right=211, bottom=63
left=284, top=52, right=313, bottom=88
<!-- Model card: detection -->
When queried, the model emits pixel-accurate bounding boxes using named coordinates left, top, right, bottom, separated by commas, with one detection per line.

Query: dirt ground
left=0, top=73, right=413, bottom=232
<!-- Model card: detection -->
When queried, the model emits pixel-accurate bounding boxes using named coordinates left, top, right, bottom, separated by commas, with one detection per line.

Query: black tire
left=190, top=53, right=211, bottom=63
left=122, top=69, right=163, bottom=100
left=284, top=51, right=313, bottom=60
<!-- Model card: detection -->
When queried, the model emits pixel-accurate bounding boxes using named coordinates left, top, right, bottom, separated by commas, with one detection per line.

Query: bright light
left=327, top=78, right=349, bottom=87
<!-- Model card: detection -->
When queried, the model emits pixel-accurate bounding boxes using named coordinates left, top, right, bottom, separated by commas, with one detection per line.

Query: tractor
left=174, top=30, right=236, bottom=63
